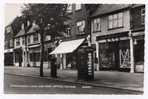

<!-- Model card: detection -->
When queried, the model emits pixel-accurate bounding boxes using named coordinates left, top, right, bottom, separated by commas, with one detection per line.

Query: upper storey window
left=92, top=18, right=101, bottom=32
left=141, top=8, right=145, bottom=25
left=16, top=38, right=20, bottom=46
left=75, top=4, right=82, bottom=10
left=108, top=12, right=123, bottom=29
left=76, top=20, right=85, bottom=35
left=67, top=4, right=72, bottom=13
left=33, top=33, right=39, bottom=43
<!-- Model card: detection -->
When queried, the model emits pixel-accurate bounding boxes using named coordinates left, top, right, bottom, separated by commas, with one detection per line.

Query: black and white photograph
left=3, top=2, right=145, bottom=95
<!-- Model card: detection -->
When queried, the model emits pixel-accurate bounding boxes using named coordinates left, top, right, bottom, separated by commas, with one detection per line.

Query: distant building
left=4, top=24, right=14, bottom=66
left=13, top=22, right=52, bottom=68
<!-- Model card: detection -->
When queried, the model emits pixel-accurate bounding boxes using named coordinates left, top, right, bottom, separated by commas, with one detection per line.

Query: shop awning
left=50, top=38, right=85, bottom=54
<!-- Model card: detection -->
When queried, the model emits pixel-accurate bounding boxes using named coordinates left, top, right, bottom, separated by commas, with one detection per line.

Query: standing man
left=50, top=55, right=57, bottom=78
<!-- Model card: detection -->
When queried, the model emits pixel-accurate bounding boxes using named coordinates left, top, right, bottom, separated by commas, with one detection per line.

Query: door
left=119, top=40, right=130, bottom=69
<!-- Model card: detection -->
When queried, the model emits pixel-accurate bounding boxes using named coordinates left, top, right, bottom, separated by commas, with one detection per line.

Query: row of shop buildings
left=4, top=4, right=145, bottom=73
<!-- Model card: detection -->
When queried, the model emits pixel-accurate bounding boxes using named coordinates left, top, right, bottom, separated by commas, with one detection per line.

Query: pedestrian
left=50, top=55, right=57, bottom=78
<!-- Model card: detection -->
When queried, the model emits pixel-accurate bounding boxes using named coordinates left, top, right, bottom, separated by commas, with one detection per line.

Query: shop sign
left=88, top=53, right=92, bottom=75
left=4, top=49, right=13, bottom=53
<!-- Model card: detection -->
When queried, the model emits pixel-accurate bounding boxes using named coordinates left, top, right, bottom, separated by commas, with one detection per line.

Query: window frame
left=16, top=38, right=20, bottom=46
left=92, top=18, right=101, bottom=33
left=75, top=4, right=82, bottom=11
left=33, top=33, right=39, bottom=43
left=22, top=37, right=25, bottom=45
left=67, top=4, right=73, bottom=13
left=108, top=12, right=124, bottom=29
left=76, top=20, right=85, bottom=35
left=141, top=8, right=145, bottom=25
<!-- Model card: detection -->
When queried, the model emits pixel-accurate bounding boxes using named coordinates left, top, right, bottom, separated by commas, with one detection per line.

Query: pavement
left=4, top=66, right=144, bottom=92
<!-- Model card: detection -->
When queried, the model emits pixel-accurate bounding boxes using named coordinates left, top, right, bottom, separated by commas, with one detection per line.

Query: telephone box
left=77, top=46, right=94, bottom=81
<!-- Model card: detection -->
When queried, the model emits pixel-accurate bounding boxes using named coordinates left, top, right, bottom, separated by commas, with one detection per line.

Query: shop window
left=92, top=18, right=101, bottom=32
left=75, top=4, right=81, bottom=10
left=15, top=52, right=20, bottom=62
left=141, top=8, right=145, bottom=25
left=108, top=12, right=123, bottom=29
left=67, top=4, right=72, bottom=13
left=30, top=53, right=40, bottom=62
left=76, top=20, right=85, bottom=35
left=134, top=40, right=144, bottom=64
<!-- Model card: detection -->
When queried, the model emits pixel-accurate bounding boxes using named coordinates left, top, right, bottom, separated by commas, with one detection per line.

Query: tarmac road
left=4, top=74, right=142, bottom=94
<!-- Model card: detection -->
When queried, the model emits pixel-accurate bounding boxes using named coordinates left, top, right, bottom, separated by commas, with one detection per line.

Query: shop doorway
left=99, top=41, right=119, bottom=70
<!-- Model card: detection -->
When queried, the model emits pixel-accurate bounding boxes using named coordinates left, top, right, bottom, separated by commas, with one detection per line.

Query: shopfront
left=99, top=40, right=130, bottom=71
left=4, top=49, right=14, bottom=66
left=96, top=32, right=133, bottom=71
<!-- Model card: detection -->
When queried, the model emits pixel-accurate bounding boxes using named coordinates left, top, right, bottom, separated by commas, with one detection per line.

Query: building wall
left=5, top=25, right=14, bottom=49
left=65, top=4, right=88, bottom=38
left=131, top=5, right=145, bottom=32
left=91, top=10, right=130, bottom=44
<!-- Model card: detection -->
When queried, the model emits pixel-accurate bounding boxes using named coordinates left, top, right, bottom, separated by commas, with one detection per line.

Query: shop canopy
left=50, top=38, right=85, bottom=54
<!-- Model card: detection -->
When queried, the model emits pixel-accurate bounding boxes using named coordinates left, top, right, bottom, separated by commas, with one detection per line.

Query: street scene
left=4, top=4, right=145, bottom=94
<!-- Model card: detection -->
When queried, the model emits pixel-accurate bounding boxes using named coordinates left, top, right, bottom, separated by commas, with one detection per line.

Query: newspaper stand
left=77, top=46, right=94, bottom=81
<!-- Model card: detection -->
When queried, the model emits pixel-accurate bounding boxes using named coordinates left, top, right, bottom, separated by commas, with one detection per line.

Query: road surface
left=4, top=74, right=142, bottom=94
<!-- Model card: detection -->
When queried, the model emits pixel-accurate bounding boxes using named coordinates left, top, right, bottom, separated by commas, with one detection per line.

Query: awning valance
left=50, top=38, right=85, bottom=54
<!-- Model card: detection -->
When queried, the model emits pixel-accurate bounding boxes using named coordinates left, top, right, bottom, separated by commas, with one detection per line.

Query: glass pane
left=118, top=13, right=123, bottom=19
left=109, top=15, right=112, bottom=20
left=118, top=19, right=123, bottom=27
left=109, top=21, right=112, bottom=29
left=114, top=14, right=117, bottom=19
left=113, top=19, right=118, bottom=27
left=96, top=23, right=100, bottom=31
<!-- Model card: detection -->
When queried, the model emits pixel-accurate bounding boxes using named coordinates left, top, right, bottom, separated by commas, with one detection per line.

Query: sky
left=5, top=3, right=24, bottom=26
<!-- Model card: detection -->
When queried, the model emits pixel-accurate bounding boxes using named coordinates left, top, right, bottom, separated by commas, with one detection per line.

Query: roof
left=91, top=4, right=131, bottom=17
left=15, top=29, right=25, bottom=38
left=15, top=23, right=39, bottom=38
left=27, top=23, right=40, bottom=34
left=131, top=4, right=145, bottom=8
